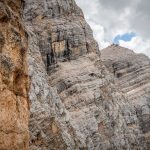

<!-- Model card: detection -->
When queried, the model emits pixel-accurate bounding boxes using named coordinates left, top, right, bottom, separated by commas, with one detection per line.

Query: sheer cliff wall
left=23, top=0, right=148, bottom=150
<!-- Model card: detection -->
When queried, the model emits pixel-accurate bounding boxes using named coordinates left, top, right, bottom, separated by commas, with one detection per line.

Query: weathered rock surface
left=101, top=44, right=150, bottom=148
left=23, top=0, right=149, bottom=150
left=0, top=0, right=149, bottom=149
left=0, top=0, right=29, bottom=149
left=23, top=0, right=99, bottom=71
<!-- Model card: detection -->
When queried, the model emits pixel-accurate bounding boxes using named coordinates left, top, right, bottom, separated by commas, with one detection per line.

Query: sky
left=75, top=0, right=150, bottom=57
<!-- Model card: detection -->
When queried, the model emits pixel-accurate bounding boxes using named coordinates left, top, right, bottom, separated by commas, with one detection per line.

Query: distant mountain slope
left=101, top=44, right=150, bottom=146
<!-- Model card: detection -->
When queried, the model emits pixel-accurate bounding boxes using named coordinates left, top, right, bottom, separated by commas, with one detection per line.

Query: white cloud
left=119, top=36, right=150, bottom=57
left=87, top=21, right=110, bottom=48
left=75, top=0, right=150, bottom=57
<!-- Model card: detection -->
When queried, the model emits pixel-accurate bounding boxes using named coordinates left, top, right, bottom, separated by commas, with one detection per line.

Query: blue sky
left=113, top=32, right=136, bottom=44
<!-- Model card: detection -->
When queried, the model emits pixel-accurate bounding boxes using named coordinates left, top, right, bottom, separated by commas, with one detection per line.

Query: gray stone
left=22, top=0, right=150, bottom=150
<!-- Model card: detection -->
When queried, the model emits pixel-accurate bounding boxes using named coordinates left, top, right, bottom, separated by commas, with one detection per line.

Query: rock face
left=101, top=44, right=150, bottom=148
left=23, top=0, right=148, bottom=150
left=23, top=0, right=99, bottom=73
left=0, top=0, right=149, bottom=150
left=0, top=0, right=29, bottom=149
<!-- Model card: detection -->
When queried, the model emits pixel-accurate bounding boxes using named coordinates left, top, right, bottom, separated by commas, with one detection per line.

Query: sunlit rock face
left=101, top=44, right=150, bottom=148
left=0, top=0, right=29, bottom=149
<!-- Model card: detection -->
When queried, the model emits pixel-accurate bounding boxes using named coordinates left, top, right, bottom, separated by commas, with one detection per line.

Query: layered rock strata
left=23, top=0, right=148, bottom=150
left=0, top=0, right=149, bottom=149
left=101, top=44, right=150, bottom=148
left=0, top=0, right=29, bottom=149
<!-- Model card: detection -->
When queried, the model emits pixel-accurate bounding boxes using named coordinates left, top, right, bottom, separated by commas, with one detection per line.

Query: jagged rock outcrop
left=0, top=0, right=29, bottom=149
left=23, top=0, right=148, bottom=150
left=101, top=44, right=150, bottom=148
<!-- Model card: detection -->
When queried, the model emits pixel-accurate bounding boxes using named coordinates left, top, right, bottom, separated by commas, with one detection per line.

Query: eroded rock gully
left=0, top=0, right=149, bottom=150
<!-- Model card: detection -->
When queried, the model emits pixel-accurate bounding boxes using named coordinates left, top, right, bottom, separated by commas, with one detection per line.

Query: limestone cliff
left=23, top=0, right=148, bottom=150
left=0, top=0, right=29, bottom=149
left=0, top=0, right=149, bottom=150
